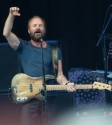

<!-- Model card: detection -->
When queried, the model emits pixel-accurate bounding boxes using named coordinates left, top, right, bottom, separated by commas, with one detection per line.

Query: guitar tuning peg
left=108, top=80, right=112, bottom=85
left=96, top=77, right=100, bottom=81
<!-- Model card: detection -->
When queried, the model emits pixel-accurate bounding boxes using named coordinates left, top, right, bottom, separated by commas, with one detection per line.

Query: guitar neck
left=45, top=84, right=93, bottom=91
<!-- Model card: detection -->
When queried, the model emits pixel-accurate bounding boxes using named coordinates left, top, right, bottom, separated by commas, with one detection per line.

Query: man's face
left=28, top=18, right=46, bottom=42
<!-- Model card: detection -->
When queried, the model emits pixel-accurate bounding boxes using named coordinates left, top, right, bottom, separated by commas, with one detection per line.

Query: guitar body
left=11, top=73, right=55, bottom=103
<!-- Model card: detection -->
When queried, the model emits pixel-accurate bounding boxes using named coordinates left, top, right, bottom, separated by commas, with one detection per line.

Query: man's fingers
left=10, top=7, right=20, bottom=16
left=67, top=87, right=76, bottom=92
left=10, top=7, right=19, bottom=11
left=66, top=82, right=76, bottom=92
left=16, top=13, right=21, bottom=16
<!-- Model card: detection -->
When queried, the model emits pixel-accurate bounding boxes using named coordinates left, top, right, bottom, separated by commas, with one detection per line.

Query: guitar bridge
left=16, top=97, right=28, bottom=102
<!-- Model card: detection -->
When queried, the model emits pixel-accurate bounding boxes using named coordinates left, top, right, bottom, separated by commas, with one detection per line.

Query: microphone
left=39, top=38, right=43, bottom=42
left=39, top=38, right=43, bottom=48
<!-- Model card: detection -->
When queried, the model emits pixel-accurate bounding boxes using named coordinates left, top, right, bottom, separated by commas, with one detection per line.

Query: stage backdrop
left=1, top=0, right=112, bottom=70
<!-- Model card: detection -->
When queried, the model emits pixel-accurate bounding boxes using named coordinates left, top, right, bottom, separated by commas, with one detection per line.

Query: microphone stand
left=96, top=14, right=112, bottom=82
left=40, top=39, right=48, bottom=125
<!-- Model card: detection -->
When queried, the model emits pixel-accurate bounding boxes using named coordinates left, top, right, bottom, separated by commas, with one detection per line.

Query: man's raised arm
left=3, top=7, right=21, bottom=50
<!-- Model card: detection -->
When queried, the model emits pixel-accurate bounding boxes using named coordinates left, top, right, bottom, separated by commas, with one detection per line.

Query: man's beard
left=29, top=32, right=45, bottom=42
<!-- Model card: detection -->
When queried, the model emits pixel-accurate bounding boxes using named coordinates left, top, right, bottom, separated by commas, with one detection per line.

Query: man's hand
left=10, top=7, right=20, bottom=16
left=66, top=82, right=76, bottom=92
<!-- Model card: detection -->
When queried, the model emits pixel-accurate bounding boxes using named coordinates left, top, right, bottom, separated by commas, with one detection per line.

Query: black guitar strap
left=50, top=44, right=58, bottom=78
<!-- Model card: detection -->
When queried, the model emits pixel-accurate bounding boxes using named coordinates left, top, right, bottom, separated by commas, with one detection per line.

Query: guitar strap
left=49, top=44, right=58, bottom=78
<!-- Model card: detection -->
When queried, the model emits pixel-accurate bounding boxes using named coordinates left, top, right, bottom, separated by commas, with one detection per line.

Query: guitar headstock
left=93, top=82, right=111, bottom=90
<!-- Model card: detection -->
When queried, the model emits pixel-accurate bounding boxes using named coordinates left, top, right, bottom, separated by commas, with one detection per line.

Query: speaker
left=55, top=92, right=74, bottom=114
left=0, top=43, right=19, bottom=92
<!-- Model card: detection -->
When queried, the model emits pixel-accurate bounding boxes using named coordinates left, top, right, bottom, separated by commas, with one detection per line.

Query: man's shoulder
left=19, top=38, right=29, bottom=43
left=17, top=38, right=31, bottom=52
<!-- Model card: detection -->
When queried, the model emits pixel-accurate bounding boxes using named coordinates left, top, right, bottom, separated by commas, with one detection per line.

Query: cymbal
left=98, top=33, right=112, bottom=41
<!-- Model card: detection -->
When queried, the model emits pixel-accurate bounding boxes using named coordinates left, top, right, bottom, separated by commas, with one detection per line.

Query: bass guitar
left=11, top=73, right=111, bottom=103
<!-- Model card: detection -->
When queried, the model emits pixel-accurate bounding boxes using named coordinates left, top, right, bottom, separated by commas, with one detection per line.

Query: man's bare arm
left=57, top=60, right=75, bottom=92
left=3, top=7, right=21, bottom=50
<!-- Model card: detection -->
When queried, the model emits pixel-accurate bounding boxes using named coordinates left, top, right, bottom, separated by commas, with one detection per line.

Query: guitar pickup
left=29, top=84, right=33, bottom=92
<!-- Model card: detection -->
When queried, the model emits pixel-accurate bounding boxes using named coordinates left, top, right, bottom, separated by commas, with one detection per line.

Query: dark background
left=1, top=0, right=112, bottom=71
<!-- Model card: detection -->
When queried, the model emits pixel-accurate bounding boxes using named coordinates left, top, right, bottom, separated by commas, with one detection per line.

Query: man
left=3, top=7, right=75, bottom=125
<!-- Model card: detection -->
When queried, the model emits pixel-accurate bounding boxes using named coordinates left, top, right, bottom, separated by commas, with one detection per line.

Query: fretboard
left=43, top=84, right=93, bottom=91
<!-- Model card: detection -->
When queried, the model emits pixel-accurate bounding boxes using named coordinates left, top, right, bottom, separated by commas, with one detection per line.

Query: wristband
left=65, top=81, right=70, bottom=85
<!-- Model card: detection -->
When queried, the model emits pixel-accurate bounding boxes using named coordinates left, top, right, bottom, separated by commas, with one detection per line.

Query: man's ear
left=28, top=29, right=30, bottom=34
